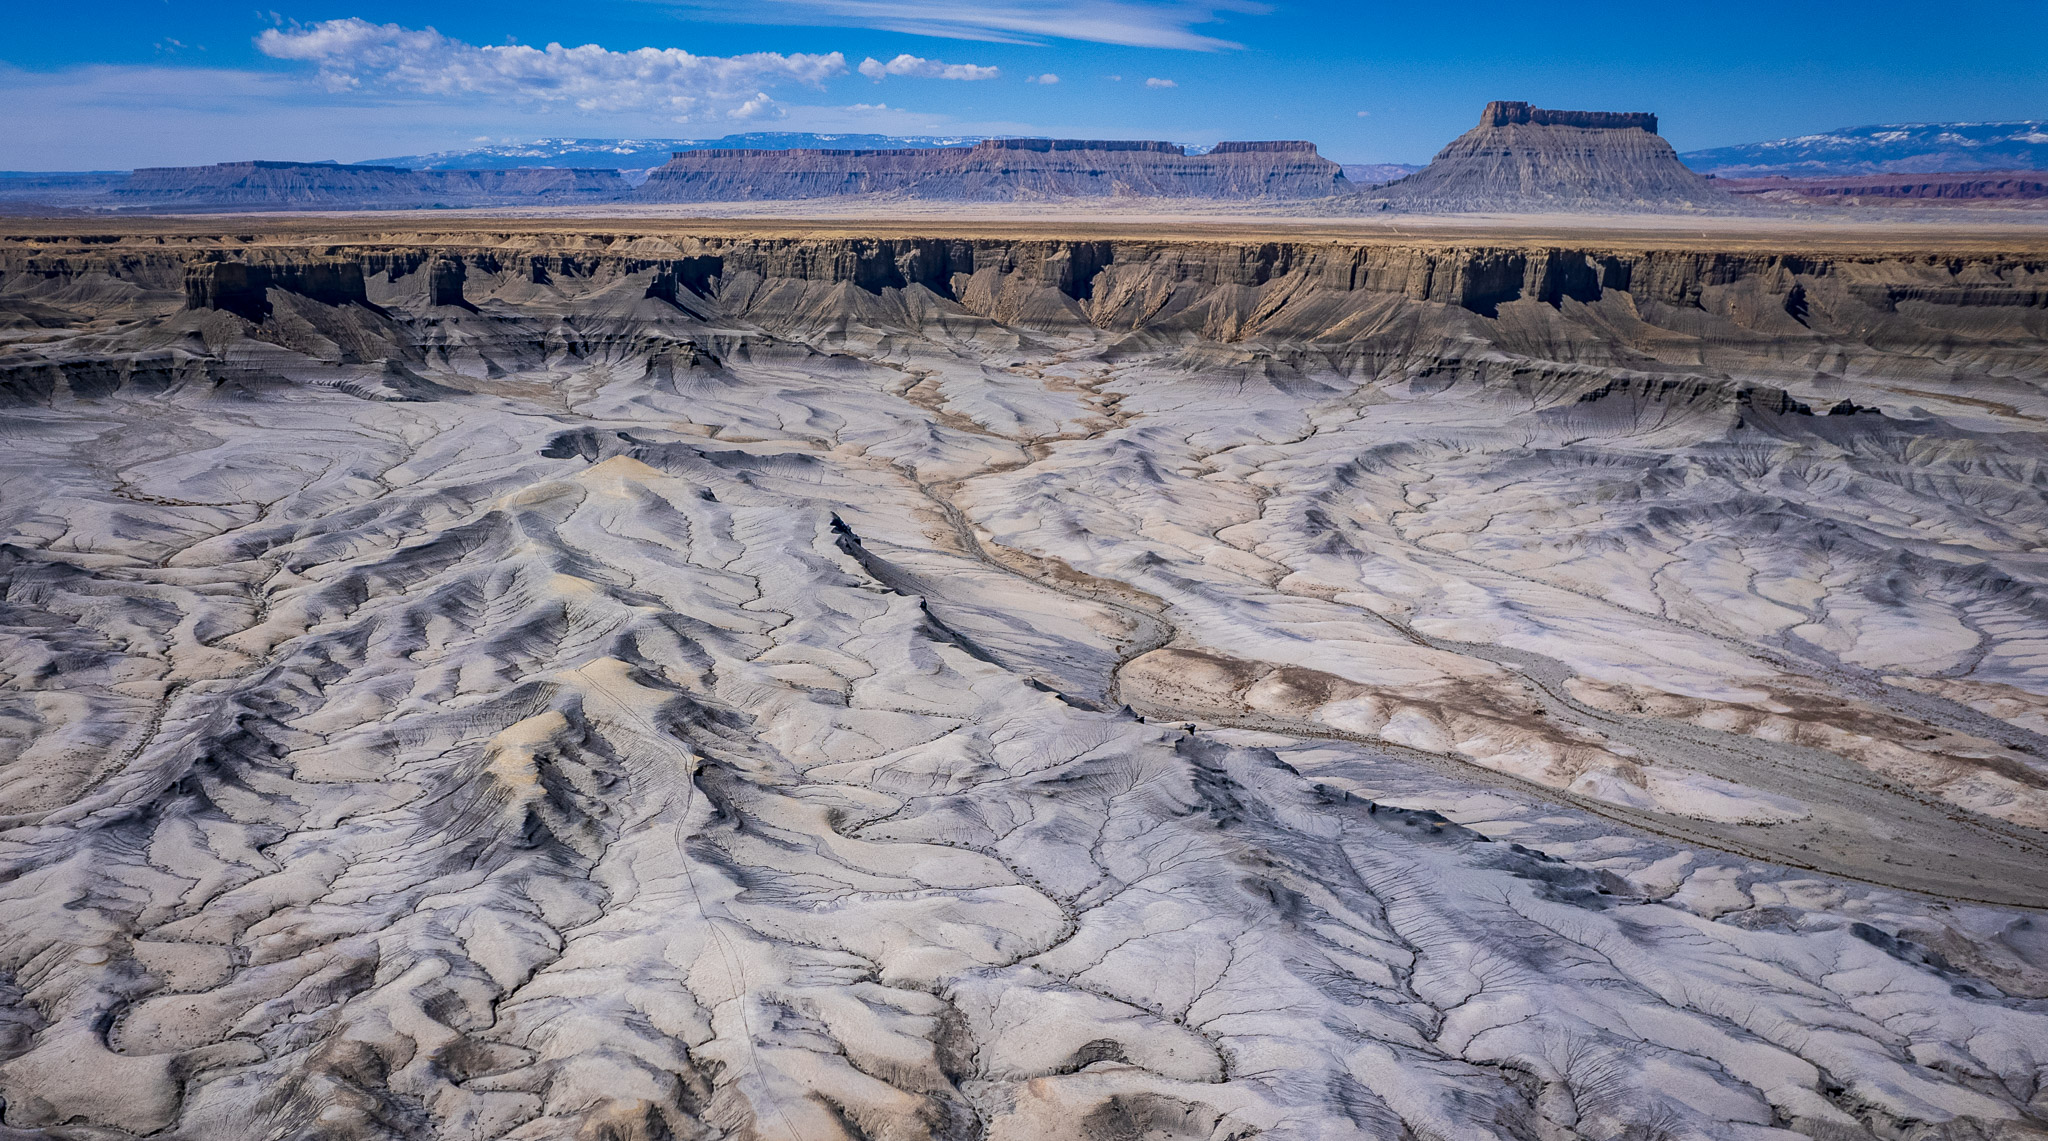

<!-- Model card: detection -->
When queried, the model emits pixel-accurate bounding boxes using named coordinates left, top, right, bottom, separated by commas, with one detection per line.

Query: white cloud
left=1145, top=77, right=1177, bottom=88
left=704, top=0, right=1265, bottom=51
left=1356, top=110, right=1370, bottom=117
left=1027, top=73, right=1060, bottom=84
left=257, top=18, right=847, bottom=119
left=856, top=54, right=1001, bottom=80
left=0, top=57, right=1030, bottom=169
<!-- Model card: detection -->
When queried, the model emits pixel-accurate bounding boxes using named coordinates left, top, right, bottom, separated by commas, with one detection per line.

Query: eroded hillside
left=2, top=223, right=2047, bottom=1141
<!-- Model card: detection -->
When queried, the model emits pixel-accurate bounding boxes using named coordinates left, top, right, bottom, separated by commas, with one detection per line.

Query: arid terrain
left=2, top=216, right=2047, bottom=1141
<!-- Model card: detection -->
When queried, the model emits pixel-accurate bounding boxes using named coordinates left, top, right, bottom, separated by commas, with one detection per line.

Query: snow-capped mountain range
left=1679, top=120, right=2048, bottom=176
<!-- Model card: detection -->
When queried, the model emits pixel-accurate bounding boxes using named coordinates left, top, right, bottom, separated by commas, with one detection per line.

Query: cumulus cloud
left=257, top=18, right=847, bottom=119
left=1144, top=76, right=1176, bottom=88
left=856, top=54, right=1001, bottom=80
left=1027, top=73, right=1059, bottom=84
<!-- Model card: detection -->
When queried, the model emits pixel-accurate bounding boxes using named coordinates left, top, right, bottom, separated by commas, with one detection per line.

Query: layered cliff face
left=635, top=138, right=1350, bottom=201
left=107, top=161, right=632, bottom=211
left=4, top=223, right=2048, bottom=1141
left=1371, top=101, right=1744, bottom=213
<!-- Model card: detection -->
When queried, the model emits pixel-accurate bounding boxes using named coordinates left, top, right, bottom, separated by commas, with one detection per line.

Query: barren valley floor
left=1, top=219, right=2047, bottom=1141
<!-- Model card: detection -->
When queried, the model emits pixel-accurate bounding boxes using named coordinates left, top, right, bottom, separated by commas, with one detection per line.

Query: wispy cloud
left=700, top=0, right=1266, bottom=50
left=1145, top=76, right=1177, bottom=87
left=1027, top=73, right=1060, bottom=84
left=857, top=54, right=1001, bottom=80
left=257, top=18, right=848, bottom=119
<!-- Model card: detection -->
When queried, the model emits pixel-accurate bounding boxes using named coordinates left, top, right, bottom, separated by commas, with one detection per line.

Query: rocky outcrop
left=427, top=257, right=467, bottom=308
left=633, top=138, right=1351, bottom=201
left=183, top=259, right=368, bottom=320
left=109, top=161, right=631, bottom=211
left=1480, top=100, right=1658, bottom=132
left=1367, top=102, right=1742, bottom=214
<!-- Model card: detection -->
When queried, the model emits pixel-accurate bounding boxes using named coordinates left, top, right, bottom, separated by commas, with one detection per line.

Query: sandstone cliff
left=634, top=138, right=1350, bottom=201
left=1369, top=101, right=1743, bottom=213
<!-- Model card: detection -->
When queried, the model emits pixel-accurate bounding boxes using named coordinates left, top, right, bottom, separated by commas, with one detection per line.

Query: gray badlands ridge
left=0, top=141, right=1350, bottom=212
left=110, top=162, right=634, bottom=211
left=635, top=139, right=1348, bottom=202
left=1366, top=102, right=1743, bottom=214
left=1717, top=171, right=2048, bottom=203
left=3, top=218, right=2048, bottom=1140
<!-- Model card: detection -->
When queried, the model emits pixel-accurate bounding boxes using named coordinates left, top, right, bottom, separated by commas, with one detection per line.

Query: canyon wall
left=5, top=226, right=2044, bottom=405
left=16, top=229, right=2028, bottom=325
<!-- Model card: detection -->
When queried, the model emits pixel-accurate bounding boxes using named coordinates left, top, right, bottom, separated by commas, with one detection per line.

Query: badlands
left=2, top=214, right=2048, bottom=1141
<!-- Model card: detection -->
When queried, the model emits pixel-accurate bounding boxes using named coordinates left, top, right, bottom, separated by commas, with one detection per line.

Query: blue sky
left=4, top=0, right=2043, bottom=169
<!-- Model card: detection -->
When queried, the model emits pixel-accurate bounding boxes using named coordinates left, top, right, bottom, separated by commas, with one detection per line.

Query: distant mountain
left=1680, top=121, right=2048, bottom=177
left=363, top=134, right=993, bottom=173
left=1340, top=163, right=1422, bottom=186
left=107, top=162, right=629, bottom=212
left=0, top=171, right=132, bottom=209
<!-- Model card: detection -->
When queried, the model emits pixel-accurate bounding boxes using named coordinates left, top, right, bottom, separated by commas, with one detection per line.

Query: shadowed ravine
left=2, top=223, right=2048, bottom=1141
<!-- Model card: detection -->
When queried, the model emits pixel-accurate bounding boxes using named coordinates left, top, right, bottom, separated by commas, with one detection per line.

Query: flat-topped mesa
left=978, top=138, right=1184, bottom=154
left=1480, top=101, right=1658, bottom=133
left=634, top=139, right=1349, bottom=201
left=1365, top=100, right=1737, bottom=214
left=1211, top=140, right=1322, bottom=154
